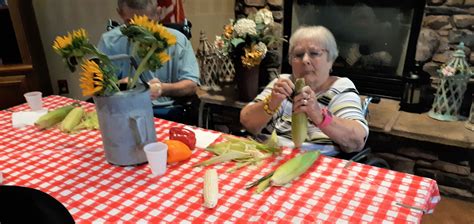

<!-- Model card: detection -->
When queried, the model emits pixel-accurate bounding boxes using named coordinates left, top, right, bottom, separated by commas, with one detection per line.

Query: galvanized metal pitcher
left=93, top=85, right=156, bottom=166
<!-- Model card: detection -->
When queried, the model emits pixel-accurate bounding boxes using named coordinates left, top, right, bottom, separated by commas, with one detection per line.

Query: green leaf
left=194, top=151, right=250, bottom=167
left=231, top=38, right=245, bottom=48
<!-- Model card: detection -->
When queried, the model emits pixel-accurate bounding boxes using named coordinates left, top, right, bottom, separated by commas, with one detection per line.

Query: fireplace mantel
left=367, top=96, right=473, bottom=149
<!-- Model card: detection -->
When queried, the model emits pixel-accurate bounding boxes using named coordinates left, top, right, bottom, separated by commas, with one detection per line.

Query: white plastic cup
left=144, top=142, right=168, bottom=177
left=24, top=91, right=43, bottom=111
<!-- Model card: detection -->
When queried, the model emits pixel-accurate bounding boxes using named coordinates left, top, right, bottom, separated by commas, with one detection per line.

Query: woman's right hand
left=271, top=77, right=295, bottom=105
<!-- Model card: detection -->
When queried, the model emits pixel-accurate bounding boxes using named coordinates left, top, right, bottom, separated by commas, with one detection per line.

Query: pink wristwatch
left=319, top=108, right=333, bottom=128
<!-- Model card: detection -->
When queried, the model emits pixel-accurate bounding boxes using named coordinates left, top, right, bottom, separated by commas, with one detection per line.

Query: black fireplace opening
left=282, top=0, right=426, bottom=99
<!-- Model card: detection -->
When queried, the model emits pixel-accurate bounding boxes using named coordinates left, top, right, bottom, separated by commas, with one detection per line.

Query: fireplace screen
left=282, top=0, right=426, bottom=99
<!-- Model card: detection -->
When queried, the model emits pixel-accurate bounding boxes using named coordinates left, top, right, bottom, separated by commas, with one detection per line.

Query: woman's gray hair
left=288, top=26, right=339, bottom=62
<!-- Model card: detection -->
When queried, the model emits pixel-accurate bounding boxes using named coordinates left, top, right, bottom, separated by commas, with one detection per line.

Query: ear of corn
left=292, top=78, right=308, bottom=148
left=73, top=111, right=99, bottom=131
left=203, top=169, right=219, bottom=208
left=60, top=107, right=84, bottom=133
left=270, top=151, right=320, bottom=186
left=35, top=104, right=76, bottom=130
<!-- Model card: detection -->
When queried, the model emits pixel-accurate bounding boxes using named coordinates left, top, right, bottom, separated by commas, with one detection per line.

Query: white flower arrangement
left=234, top=18, right=257, bottom=37
left=214, top=8, right=284, bottom=68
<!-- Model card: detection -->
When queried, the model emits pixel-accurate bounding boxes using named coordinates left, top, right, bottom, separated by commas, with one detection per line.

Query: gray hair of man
left=117, top=0, right=157, bottom=10
left=288, top=26, right=339, bottom=63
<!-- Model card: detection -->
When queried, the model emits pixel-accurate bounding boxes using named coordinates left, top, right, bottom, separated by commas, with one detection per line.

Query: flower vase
left=234, top=60, right=259, bottom=102
left=93, top=85, right=157, bottom=166
left=428, top=75, right=469, bottom=121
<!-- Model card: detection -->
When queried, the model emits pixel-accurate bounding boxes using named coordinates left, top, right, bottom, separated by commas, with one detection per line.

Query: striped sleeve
left=328, top=79, right=369, bottom=137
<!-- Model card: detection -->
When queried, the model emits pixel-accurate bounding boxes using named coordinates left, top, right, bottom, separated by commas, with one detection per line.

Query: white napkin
left=184, top=126, right=221, bottom=149
left=11, top=109, right=48, bottom=128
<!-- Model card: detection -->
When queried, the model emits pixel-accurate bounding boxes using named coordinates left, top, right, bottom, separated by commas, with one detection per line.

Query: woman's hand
left=271, top=77, right=295, bottom=106
left=148, top=78, right=162, bottom=99
left=293, top=86, right=323, bottom=124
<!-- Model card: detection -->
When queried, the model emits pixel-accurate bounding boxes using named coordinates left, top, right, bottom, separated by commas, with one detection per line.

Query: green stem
left=108, top=76, right=121, bottom=92
left=90, top=47, right=121, bottom=92
left=128, top=43, right=158, bottom=89
left=128, top=42, right=139, bottom=80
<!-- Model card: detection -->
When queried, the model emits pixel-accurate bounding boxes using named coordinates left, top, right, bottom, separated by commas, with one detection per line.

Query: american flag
left=157, top=0, right=185, bottom=23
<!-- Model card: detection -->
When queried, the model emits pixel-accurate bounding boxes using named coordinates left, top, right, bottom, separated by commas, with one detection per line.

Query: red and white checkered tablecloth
left=0, top=95, right=440, bottom=223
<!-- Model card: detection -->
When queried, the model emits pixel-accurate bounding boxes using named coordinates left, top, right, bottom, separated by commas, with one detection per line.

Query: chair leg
left=349, top=147, right=372, bottom=162
left=366, top=157, right=391, bottom=169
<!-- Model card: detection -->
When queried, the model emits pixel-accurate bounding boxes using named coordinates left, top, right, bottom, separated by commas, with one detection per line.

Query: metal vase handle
left=130, top=112, right=148, bottom=146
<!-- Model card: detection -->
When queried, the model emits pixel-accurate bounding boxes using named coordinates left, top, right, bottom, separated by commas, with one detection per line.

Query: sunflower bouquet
left=53, top=15, right=176, bottom=97
left=214, top=8, right=283, bottom=68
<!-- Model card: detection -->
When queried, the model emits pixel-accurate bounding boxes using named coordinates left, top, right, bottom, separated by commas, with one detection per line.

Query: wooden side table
left=196, top=88, right=249, bottom=129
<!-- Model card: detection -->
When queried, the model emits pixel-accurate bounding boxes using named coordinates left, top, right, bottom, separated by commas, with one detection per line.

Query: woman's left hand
left=293, top=86, right=322, bottom=124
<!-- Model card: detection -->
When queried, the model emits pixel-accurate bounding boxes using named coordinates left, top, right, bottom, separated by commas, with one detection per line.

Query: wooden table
left=197, top=88, right=248, bottom=128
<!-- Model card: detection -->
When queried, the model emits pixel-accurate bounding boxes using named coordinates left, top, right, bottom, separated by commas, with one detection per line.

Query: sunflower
left=130, top=15, right=176, bottom=46
left=52, top=28, right=88, bottom=52
left=53, top=16, right=175, bottom=96
left=52, top=34, right=73, bottom=52
left=79, top=60, right=105, bottom=96
left=157, top=52, right=170, bottom=64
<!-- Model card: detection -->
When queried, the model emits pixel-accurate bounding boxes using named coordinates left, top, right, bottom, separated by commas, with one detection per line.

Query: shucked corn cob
left=60, top=106, right=85, bottom=133
left=203, top=169, right=219, bottom=208
left=292, top=78, right=308, bottom=148
left=247, top=151, right=320, bottom=193
left=35, top=103, right=78, bottom=129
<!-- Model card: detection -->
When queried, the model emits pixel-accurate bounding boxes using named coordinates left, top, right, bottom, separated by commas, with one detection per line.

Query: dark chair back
left=0, top=186, right=75, bottom=223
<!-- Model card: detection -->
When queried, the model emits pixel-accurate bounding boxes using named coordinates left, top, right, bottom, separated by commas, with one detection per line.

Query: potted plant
left=214, top=8, right=284, bottom=101
left=52, top=15, right=176, bottom=166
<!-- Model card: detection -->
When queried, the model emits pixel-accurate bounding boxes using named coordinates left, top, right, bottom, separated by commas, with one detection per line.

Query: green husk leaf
left=246, top=171, right=274, bottom=190
left=255, top=176, right=271, bottom=194
left=194, top=150, right=250, bottom=167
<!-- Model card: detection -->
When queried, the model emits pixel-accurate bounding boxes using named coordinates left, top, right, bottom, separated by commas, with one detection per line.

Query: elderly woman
left=240, top=26, right=368, bottom=154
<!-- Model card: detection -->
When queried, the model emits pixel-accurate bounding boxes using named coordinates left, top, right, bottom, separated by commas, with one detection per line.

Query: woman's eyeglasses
left=292, top=49, right=327, bottom=61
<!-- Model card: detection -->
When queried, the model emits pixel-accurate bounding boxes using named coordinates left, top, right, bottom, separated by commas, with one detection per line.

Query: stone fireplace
left=235, top=0, right=474, bottom=200
left=281, top=0, right=426, bottom=99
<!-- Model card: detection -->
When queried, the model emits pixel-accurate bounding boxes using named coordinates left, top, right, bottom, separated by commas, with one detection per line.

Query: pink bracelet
left=319, top=108, right=333, bottom=128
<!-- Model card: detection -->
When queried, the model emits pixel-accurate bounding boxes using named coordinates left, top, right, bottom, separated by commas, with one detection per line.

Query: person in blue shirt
left=98, top=0, right=200, bottom=121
